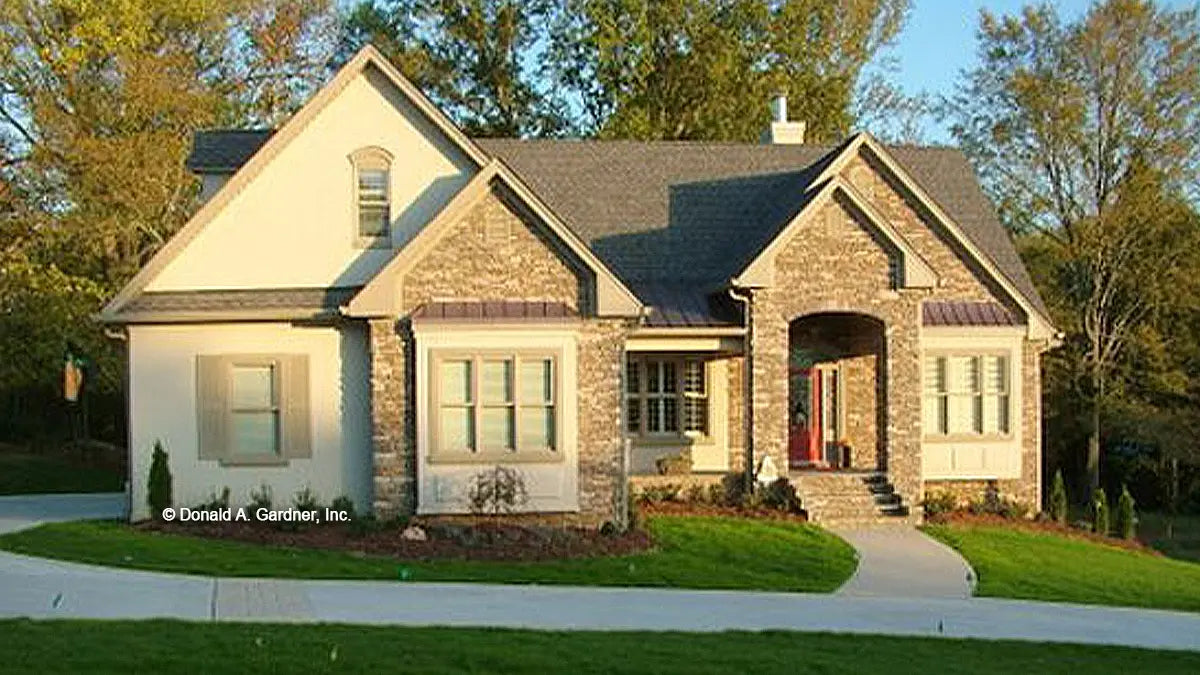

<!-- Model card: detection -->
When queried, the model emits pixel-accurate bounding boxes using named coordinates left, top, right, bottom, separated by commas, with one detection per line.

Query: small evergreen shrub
left=636, top=483, right=682, bottom=504
left=921, top=491, right=959, bottom=518
left=196, top=487, right=230, bottom=511
left=249, top=483, right=273, bottom=511
left=1115, top=484, right=1136, bottom=540
left=292, top=485, right=322, bottom=513
left=329, top=495, right=356, bottom=520
left=147, top=441, right=172, bottom=517
left=720, top=471, right=749, bottom=507
left=760, top=477, right=801, bottom=513
left=705, top=481, right=726, bottom=506
left=684, top=483, right=706, bottom=503
left=1049, top=470, right=1068, bottom=524
left=1092, top=488, right=1110, bottom=535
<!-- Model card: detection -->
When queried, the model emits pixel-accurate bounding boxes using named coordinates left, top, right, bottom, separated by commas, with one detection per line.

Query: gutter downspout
left=727, top=286, right=753, bottom=495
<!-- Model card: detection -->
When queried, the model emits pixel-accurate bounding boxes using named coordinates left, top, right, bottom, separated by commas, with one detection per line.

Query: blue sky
left=885, top=0, right=1194, bottom=141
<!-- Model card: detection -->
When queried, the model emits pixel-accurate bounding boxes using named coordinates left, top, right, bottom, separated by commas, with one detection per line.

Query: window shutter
left=196, top=355, right=228, bottom=460
left=281, top=354, right=312, bottom=459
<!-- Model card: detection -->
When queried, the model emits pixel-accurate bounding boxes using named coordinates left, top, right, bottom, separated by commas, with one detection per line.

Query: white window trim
left=922, top=350, right=1014, bottom=442
left=427, top=349, right=562, bottom=464
left=625, top=356, right=711, bottom=443
left=349, top=146, right=393, bottom=249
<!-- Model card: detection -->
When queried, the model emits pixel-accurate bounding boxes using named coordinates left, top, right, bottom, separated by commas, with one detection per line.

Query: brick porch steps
left=790, top=471, right=916, bottom=527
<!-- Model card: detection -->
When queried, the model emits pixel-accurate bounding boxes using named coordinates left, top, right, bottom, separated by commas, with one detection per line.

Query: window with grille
left=350, top=148, right=392, bottom=245
left=625, top=357, right=709, bottom=438
left=433, top=353, right=557, bottom=457
left=923, top=354, right=1010, bottom=436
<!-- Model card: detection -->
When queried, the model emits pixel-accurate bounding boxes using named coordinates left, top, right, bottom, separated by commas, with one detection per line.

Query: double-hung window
left=625, top=357, right=709, bottom=438
left=433, top=353, right=558, bottom=460
left=923, top=354, right=1010, bottom=437
left=350, top=148, right=392, bottom=246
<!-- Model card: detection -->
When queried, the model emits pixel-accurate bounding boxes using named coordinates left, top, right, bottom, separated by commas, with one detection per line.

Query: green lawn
left=0, top=515, right=857, bottom=592
left=4, top=620, right=1198, bottom=674
left=1137, top=512, right=1200, bottom=564
left=0, top=452, right=123, bottom=495
left=924, top=522, right=1200, bottom=612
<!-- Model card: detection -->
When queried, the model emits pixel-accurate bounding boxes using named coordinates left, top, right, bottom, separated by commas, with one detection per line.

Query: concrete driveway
left=0, top=492, right=125, bottom=535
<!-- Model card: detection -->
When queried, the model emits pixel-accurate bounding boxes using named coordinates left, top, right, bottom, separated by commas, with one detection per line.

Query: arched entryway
left=788, top=312, right=886, bottom=472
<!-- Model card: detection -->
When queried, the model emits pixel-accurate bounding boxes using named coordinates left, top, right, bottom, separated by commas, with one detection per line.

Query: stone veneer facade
left=748, top=150, right=1046, bottom=512
left=369, top=152, right=1048, bottom=524
left=368, top=183, right=630, bottom=525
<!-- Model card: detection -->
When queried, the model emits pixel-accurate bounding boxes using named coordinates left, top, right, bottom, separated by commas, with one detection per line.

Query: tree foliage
left=339, top=0, right=565, bottom=137
left=552, top=0, right=912, bottom=141
left=948, top=0, right=1200, bottom=494
left=0, top=0, right=338, bottom=440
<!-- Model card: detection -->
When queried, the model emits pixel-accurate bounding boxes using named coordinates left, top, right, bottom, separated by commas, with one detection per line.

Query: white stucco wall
left=127, top=322, right=372, bottom=520
left=919, top=327, right=1025, bottom=480
left=147, top=66, right=475, bottom=291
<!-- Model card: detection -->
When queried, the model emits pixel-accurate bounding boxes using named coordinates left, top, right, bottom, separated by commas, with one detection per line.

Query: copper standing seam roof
left=411, top=300, right=579, bottom=323
left=922, top=301, right=1019, bottom=327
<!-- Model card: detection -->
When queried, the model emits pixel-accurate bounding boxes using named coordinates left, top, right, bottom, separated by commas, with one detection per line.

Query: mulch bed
left=927, top=511, right=1161, bottom=555
left=640, top=501, right=809, bottom=523
left=139, top=518, right=655, bottom=562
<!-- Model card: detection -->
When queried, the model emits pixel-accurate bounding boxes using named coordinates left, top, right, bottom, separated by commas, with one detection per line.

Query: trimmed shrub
left=684, top=484, right=706, bottom=503
left=1116, top=485, right=1137, bottom=540
left=705, top=481, right=727, bottom=506
left=1092, top=488, right=1110, bottom=535
left=147, top=441, right=172, bottom=517
left=636, top=483, right=681, bottom=504
left=1049, top=470, right=1068, bottom=524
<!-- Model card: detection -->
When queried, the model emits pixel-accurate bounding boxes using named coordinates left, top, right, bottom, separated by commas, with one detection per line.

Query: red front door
left=789, top=365, right=840, bottom=466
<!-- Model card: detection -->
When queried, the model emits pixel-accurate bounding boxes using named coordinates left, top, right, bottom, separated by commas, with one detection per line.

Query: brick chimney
left=760, top=95, right=806, bottom=145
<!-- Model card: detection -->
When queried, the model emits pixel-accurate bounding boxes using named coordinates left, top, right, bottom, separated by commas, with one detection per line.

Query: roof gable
left=101, top=45, right=489, bottom=321
left=736, top=175, right=938, bottom=289
left=347, top=160, right=642, bottom=318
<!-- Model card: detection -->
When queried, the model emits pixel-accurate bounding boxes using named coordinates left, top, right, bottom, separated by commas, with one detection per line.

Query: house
left=101, top=46, right=1057, bottom=525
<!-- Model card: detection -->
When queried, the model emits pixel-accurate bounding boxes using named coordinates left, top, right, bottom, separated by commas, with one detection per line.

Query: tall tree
left=0, top=0, right=337, bottom=430
left=947, top=0, right=1200, bottom=493
left=339, top=0, right=564, bottom=136
left=551, top=0, right=911, bottom=141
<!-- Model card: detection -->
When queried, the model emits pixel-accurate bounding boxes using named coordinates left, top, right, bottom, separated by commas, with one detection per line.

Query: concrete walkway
left=832, top=527, right=974, bottom=598
left=2, top=549, right=1200, bottom=650
left=2, top=495, right=1199, bottom=651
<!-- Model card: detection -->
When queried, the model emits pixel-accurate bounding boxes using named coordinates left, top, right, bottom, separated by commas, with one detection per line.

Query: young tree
left=947, top=0, right=1200, bottom=494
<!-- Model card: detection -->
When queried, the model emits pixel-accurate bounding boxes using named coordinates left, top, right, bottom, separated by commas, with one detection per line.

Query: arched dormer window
left=350, top=147, right=393, bottom=247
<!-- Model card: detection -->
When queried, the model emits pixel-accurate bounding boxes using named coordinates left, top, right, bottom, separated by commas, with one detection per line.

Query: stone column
left=884, top=319, right=922, bottom=509
left=368, top=318, right=415, bottom=518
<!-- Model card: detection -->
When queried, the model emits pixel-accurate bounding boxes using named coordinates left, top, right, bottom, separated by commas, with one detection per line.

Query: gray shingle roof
left=186, top=129, right=274, bottom=172
left=181, top=131, right=1047, bottom=323
left=117, top=287, right=358, bottom=321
